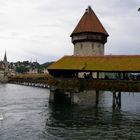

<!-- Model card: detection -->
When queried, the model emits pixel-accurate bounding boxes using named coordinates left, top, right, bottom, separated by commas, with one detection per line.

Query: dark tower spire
left=3, top=51, right=7, bottom=62
left=3, top=51, right=9, bottom=74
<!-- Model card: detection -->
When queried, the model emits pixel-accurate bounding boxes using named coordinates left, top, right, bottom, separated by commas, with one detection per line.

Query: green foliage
left=16, top=66, right=29, bottom=73
left=9, top=60, right=53, bottom=74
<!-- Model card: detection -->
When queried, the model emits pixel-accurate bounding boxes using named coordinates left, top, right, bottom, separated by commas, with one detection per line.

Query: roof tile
left=48, top=55, right=140, bottom=72
left=71, top=6, right=109, bottom=36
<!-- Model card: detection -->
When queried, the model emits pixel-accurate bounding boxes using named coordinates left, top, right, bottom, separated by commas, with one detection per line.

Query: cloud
left=0, top=0, right=140, bottom=63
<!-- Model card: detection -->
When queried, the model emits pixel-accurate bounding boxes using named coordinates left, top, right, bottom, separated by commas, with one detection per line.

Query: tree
left=16, top=66, right=29, bottom=73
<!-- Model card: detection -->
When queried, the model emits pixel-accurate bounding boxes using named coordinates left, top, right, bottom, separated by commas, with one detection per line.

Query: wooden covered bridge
left=47, top=6, right=140, bottom=108
left=48, top=55, right=140, bottom=79
left=48, top=55, right=140, bottom=108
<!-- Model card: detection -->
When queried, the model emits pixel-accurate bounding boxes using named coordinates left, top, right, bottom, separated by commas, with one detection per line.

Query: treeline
left=9, top=61, right=54, bottom=73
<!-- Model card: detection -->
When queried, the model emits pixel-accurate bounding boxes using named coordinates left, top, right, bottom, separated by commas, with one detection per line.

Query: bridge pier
left=112, top=91, right=121, bottom=109
left=49, top=84, right=123, bottom=108
left=49, top=86, right=57, bottom=103
left=96, top=90, right=99, bottom=106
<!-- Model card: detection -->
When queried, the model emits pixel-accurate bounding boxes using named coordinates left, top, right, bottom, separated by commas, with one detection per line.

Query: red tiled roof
left=48, top=55, right=140, bottom=72
left=71, top=6, right=109, bottom=37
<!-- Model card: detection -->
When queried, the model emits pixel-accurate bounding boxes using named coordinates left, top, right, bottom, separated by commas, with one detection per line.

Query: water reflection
left=43, top=103, right=140, bottom=140
left=0, top=84, right=140, bottom=140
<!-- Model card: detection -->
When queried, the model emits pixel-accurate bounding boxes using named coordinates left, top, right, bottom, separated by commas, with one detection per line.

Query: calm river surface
left=0, top=84, right=140, bottom=140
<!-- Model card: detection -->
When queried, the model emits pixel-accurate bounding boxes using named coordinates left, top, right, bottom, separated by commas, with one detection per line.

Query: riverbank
left=0, top=77, right=8, bottom=83
left=8, top=73, right=50, bottom=88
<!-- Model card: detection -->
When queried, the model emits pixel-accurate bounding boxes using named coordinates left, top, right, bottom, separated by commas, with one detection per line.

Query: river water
left=0, top=84, right=140, bottom=140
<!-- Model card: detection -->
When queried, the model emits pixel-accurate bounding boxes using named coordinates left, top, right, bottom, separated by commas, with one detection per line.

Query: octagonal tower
left=71, top=6, right=109, bottom=56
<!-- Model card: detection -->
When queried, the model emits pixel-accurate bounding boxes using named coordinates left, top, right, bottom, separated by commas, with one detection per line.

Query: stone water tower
left=70, top=6, right=109, bottom=56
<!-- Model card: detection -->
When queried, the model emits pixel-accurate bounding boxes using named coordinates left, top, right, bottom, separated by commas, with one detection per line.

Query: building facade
left=0, top=52, right=9, bottom=82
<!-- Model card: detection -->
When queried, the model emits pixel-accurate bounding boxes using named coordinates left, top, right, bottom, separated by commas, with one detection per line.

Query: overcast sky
left=0, top=0, right=140, bottom=63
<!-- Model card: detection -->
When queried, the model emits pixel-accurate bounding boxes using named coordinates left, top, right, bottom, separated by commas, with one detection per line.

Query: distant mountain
left=41, top=61, right=54, bottom=68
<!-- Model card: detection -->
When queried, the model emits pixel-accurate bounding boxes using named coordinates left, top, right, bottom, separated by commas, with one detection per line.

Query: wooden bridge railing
left=48, top=78, right=140, bottom=92
left=8, top=74, right=140, bottom=92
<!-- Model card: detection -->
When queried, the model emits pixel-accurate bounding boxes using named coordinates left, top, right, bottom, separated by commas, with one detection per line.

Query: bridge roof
left=47, top=55, right=140, bottom=72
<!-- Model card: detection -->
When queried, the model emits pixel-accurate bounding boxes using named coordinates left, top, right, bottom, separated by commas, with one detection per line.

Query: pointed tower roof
left=71, top=6, right=109, bottom=37
left=3, top=51, right=7, bottom=62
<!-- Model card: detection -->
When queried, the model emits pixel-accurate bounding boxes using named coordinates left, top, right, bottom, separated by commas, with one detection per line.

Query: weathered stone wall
left=71, top=90, right=96, bottom=106
left=50, top=89, right=100, bottom=106
left=74, top=42, right=104, bottom=56
left=71, top=90, right=104, bottom=106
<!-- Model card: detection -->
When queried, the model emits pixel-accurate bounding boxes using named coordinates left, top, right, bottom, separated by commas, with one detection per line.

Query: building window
left=92, top=43, right=94, bottom=49
left=98, top=44, right=101, bottom=48
left=97, top=35, right=102, bottom=40
left=80, top=43, right=83, bottom=49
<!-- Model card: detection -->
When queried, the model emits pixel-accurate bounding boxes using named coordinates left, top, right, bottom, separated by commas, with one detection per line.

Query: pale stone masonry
left=74, top=42, right=104, bottom=56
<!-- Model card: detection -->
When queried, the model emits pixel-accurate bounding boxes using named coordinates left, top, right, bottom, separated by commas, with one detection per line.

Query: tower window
left=80, top=43, right=83, bottom=49
left=97, top=35, right=102, bottom=40
left=98, top=44, right=101, bottom=48
left=92, top=43, right=94, bottom=49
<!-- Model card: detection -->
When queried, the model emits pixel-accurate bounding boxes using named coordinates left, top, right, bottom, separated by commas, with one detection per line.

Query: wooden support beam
left=112, top=91, right=116, bottom=108
left=118, top=73, right=121, bottom=79
left=75, top=72, right=78, bottom=78
left=122, top=72, right=125, bottom=80
left=118, top=92, right=121, bottom=107
left=97, top=72, right=99, bottom=79
left=112, top=91, right=121, bottom=109
left=96, top=90, right=99, bottom=105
